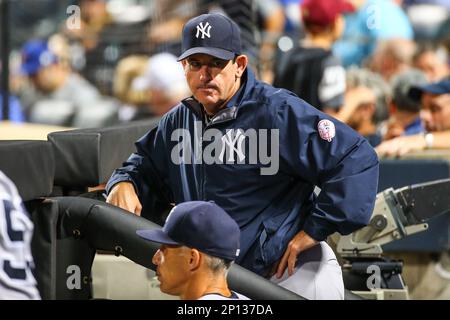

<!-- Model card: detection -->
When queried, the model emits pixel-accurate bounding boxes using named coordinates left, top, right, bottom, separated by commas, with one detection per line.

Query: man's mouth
left=198, top=84, right=218, bottom=91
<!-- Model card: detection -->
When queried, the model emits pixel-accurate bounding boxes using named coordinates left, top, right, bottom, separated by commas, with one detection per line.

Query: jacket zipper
left=199, top=108, right=237, bottom=200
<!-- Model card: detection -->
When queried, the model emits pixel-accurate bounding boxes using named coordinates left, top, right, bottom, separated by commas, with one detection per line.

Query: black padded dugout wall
left=55, top=197, right=304, bottom=300
left=48, top=118, right=160, bottom=188
left=47, top=118, right=171, bottom=223
left=0, top=140, right=54, bottom=201
left=0, top=140, right=65, bottom=299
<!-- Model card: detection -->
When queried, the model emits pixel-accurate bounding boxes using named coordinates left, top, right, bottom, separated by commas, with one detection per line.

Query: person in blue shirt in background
left=377, top=78, right=450, bottom=157
left=333, top=0, right=414, bottom=68
left=382, top=69, right=428, bottom=140
left=0, top=92, right=25, bottom=122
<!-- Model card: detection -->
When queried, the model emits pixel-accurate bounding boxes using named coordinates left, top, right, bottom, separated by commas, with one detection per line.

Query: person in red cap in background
left=273, top=0, right=353, bottom=114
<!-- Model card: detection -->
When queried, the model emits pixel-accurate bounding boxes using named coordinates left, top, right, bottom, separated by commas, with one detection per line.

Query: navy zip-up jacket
left=107, top=67, right=379, bottom=276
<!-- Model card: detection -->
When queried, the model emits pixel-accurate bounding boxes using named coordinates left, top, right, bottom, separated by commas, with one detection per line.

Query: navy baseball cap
left=20, top=40, right=58, bottom=76
left=177, top=13, right=242, bottom=61
left=136, top=201, right=240, bottom=261
left=409, top=78, right=450, bottom=102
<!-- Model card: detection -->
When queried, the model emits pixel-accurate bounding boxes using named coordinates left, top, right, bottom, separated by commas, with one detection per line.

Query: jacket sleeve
left=105, top=152, right=146, bottom=196
left=106, top=125, right=173, bottom=207
left=275, top=97, right=379, bottom=241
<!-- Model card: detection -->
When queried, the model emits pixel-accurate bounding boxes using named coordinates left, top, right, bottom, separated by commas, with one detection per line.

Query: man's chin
left=159, top=283, right=168, bottom=293
left=196, top=96, right=220, bottom=108
left=159, top=284, right=178, bottom=296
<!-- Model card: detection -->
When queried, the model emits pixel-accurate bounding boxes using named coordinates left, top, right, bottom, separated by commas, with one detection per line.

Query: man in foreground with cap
left=107, top=13, right=379, bottom=299
left=137, top=201, right=248, bottom=300
left=376, top=78, right=450, bottom=157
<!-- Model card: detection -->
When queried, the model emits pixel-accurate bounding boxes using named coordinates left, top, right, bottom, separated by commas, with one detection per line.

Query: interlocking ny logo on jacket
left=171, top=121, right=279, bottom=175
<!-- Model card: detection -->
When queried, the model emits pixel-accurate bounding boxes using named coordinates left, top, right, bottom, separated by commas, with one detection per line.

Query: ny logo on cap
left=196, top=22, right=211, bottom=39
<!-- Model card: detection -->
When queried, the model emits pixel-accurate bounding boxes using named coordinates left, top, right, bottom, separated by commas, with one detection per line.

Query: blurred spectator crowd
left=0, top=0, right=449, bottom=154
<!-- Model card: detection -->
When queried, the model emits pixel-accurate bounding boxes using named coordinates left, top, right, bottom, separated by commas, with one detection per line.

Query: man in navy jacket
left=106, top=13, right=379, bottom=299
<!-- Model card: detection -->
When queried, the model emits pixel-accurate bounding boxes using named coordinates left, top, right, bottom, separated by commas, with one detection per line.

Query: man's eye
left=211, top=60, right=225, bottom=68
left=189, top=61, right=201, bottom=68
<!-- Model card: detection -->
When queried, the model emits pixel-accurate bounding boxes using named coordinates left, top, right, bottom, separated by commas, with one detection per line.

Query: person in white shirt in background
left=132, top=52, right=190, bottom=117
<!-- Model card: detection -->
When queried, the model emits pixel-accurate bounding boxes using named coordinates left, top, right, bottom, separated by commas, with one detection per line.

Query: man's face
left=181, top=53, right=246, bottom=113
left=415, top=51, right=450, bottom=83
left=347, top=102, right=376, bottom=132
left=420, top=93, right=434, bottom=131
left=423, top=93, right=450, bottom=131
left=152, top=245, right=190, bottom=296
left=30, top=65, right=59, bottom=93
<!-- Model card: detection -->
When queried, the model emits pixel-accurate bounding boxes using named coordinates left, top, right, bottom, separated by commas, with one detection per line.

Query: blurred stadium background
left=1, top=0, right=450, bottom=300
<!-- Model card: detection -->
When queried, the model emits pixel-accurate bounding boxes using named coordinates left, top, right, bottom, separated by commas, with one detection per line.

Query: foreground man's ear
left=235, top=55, right=248, bottom=78
left=189, top=248, right=202, bottom=272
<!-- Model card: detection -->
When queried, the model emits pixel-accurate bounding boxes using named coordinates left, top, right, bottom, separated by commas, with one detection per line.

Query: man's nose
left=421, top=109, right=435, bottom=131
left=199, top=65, right=212, bottom=82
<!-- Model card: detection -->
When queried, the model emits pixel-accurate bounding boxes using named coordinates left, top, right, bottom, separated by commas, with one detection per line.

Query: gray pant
left=269, top=242, right=344, bottom=300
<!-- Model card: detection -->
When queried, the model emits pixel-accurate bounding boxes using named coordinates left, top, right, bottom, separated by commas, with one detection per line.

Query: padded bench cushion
left=0, top=140, right=54, bottom=200
left=48, top=118, right=159, bottom=187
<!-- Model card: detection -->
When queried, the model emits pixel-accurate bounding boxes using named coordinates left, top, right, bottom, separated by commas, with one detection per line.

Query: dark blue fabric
left=178, top=13, right=242, bottom=61
left=137, top=201, right=241, bottom=261
left=107, top=67, right=379, bottom=276
left=403, top=117, right=425, bottom=136
left=365, top=133, right=382, bottom=148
